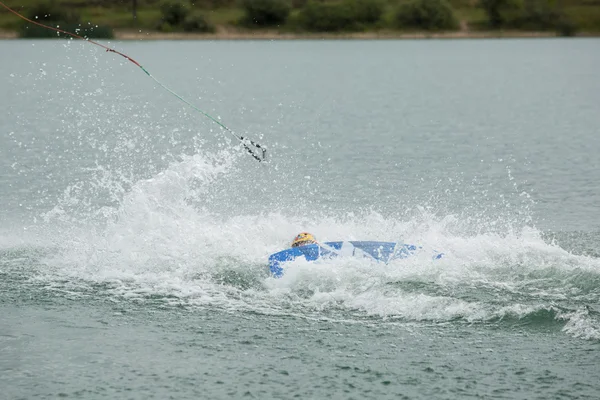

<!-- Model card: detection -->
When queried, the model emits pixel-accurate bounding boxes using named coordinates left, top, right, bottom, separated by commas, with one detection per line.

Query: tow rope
left=0, top=1, right=267, bottom=162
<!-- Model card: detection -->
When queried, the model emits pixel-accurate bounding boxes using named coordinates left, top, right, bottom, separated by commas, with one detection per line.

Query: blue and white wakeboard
left=268, top=241, right=443, bottom=278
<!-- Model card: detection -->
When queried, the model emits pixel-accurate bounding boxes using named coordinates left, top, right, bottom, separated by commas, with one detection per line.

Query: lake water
left=1, top=38, right=599, bottom=399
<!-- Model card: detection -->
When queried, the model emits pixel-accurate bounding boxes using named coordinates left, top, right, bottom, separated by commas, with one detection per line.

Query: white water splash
left=560, top=308, right=600, bottom=341
left=4, top=149, right=599, bottom=342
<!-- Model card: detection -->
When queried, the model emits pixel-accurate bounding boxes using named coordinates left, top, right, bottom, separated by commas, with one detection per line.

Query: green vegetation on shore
left=1, top=0, right=600, bottom=39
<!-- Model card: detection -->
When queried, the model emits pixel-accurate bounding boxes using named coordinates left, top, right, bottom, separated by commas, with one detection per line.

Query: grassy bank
left=1, top=0, right=600, bottom=39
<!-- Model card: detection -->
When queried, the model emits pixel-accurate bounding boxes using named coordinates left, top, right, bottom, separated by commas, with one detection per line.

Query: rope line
left=0, top=1, right=266, bottom=162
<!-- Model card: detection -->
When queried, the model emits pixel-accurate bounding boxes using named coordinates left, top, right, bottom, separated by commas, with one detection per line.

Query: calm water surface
left=1, top=38, right=599, bottom=399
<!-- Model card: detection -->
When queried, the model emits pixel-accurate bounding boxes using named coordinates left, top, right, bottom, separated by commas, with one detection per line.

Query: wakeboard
left=268, top=241, right=443, bottom=278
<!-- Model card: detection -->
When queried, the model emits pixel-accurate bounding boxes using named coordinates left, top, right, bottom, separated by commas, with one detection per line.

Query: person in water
left=291, top=232, right=317, bottom=248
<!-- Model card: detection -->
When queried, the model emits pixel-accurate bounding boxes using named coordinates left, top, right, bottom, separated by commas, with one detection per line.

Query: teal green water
left=1, top=39, right=599, bottom=399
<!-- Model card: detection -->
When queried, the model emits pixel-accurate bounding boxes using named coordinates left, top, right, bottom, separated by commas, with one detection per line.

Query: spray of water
left=0, top=145, right=589, bottom=342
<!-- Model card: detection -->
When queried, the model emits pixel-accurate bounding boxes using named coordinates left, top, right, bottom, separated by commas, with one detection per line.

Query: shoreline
left=115, top=29, right=567, bottom=40
left=1, top=28, right=598, bottom=41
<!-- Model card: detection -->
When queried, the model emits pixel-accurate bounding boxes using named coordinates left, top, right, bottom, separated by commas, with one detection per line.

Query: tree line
left=15, top=0, right=587, bottom=38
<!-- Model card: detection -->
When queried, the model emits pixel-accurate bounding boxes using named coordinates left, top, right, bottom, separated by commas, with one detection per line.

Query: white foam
left=560, top=308, right=600, bottom=341
left=5, top=150, right=599, bottom=341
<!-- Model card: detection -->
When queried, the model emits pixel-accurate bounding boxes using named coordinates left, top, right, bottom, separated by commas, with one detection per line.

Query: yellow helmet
left=291, top=232, right=317, bottom=248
